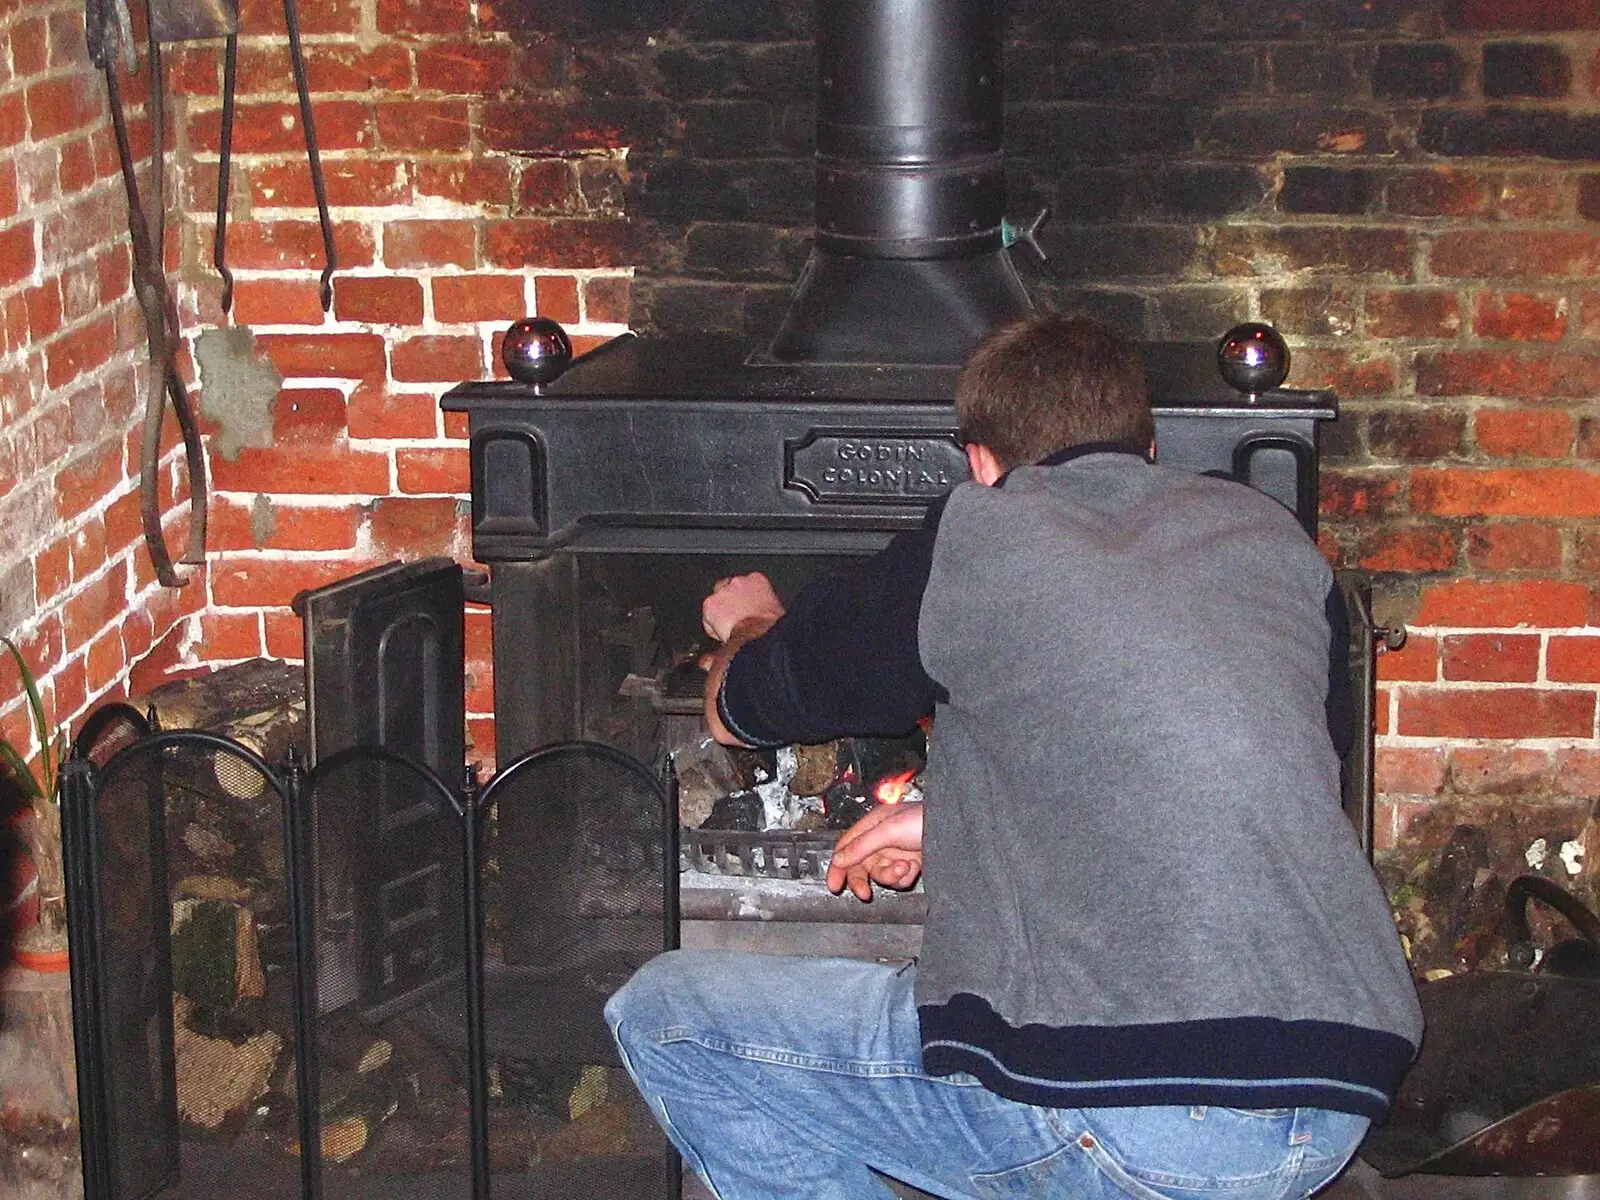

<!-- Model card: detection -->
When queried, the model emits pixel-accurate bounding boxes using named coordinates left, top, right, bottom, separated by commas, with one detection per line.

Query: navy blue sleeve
left=1325, top=583, right=1355, bottom=762
left=717, top=502, right=949, bottom=747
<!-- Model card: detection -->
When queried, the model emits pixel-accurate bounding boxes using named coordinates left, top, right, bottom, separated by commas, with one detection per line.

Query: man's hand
left=701, top=573, right=787, bottom=747
left=702, top=573, right=786, bottom=643
left=826, top=802, right=924, bottom=902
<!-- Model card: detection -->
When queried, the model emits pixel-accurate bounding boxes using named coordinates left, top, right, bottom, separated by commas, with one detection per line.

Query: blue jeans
left=605, top=950, right=1368, bottom=1200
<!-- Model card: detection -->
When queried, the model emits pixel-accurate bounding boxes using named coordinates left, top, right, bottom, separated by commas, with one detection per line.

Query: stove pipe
left=764, top=0, right=1034, bottom=367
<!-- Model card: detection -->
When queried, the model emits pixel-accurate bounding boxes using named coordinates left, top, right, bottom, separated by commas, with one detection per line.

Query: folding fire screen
left=63, top=728, right=679, bottom=1200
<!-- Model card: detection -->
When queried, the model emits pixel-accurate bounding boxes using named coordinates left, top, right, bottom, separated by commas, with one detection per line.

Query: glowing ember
left=873, top=769, right=917, bottom=805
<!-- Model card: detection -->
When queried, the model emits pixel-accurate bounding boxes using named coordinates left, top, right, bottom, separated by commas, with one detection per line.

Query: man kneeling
left=607, top=313, right=1421, bottom=1200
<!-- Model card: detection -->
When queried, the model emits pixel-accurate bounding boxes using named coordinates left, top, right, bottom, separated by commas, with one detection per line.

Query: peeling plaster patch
left=195, top=328, right=283, bottom=462
left=1525, top=837, right=1548, bottom=869
left=1560, top=840, right=1584, bottom=876
left=249, top=495, right=276, bottom=546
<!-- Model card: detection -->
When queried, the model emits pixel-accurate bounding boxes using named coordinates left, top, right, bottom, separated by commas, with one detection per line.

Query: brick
left=62, top=560, right=128, bottom=650
left=395, top=447, right=469, bottom=493
left=415, top=42, right=515, bottom=93
left=433, top=274, right=526, bottom=324
left=384, top=220, right=477, bottom=269
left=45, top=313, right=119, bottom=389
left=1432, top=231, right=1600, bottom=279
left=1447, top=746, right=1555, bottom=795
left=376, top=100, right=471, bottom=152
left=26, top=74, right=101, bottom=139
left=53, top=443, right=123, bottom=522
left=467, top=716, right=497, bottom=769
left=1484, top=42, right=1573, bottom=98
left=583, top=275, right=630, bottom=324
left=1414, top=578, right=1590, bottom=627
left=333, top=275, right=425, bottom=325
left=1441, top=632, right=1541, bottom=682
left=1367, top=407, right=1466, bottom=459
left=0, top=221, right=36, bottom=288
left=1474, top=407, right=1574, bottom=457
left=237, top=42, right=412, bottom=94
left=376, top=0, right=472, bottom=36
left=369, top=496, right=466, bottom=558
left=11, top=17, right=47, bottom=77
left=256, top=332, right=387, bottom=379
left=1548, top=635, right=1600, bottom=682
left=236, top=0, right=362, bottom=37
left=346, top=384, right=440, bottom=439
left=1395, top=687, right=1594, bottom=739
left=1320, top=468, right=1407, bottom=518
left=483, top=218, right=637, bottom=271
left=224, top=220, right=376, bottom=271
left=211, top=556, right=371, bottom=608
left=197, top=612, right=263, bottom=662
left=272, top=388, right=348, bottom=443
left=415, top=160, right=514, bottom=207
left=1209, top=225, right=1412, bottom=278
left=1378, top=634, right=1439, bottom=682
left=24, top=280, right=62, bottom=342
left=165, top=44, right=219, bottom=96
left=264, top=610, right=304, bottom=661
left=103, top=490, right=142, bottom=558
left=190, top=100, right=373, bottom=155
left=252, top=159, right=415, bottom=209
left=1372, top=42, right=1466, bottom=99
left=517, top=159, right=575, bottom=212
left=210, top=445, right=391, bottom=494
left=70, top=517, right=108, bottom=583
left=1362, top=289, right=1461, bottom=339
left=56, top=139, right=93, bottom=196
left=34, top=538, right=70, bottom=606
left=1374, top=747, right=1448, bottom=796
left=1356, top=525, right=1458, bottom=572
left=1491, top=171, right=1565, bottom=220
left=1278, top=167, right=1374, bottom=215
left=1472, top=291, right=1566, bottom=342
left=1420, top=109, right=1600, bottom=161
left=1580, top=417, right=1600, bottom=459
left=1466, top=522, right=1565, bottom=571
left=85, top=628, right=127, bottom=696
left=1554, top=747, right=1600, bottom=793
left=231, top=278, right=328, bottom=327
left=54, top=655, right=90, bottom=725
left=389, top=335, right=482, bottom=383
left=1412, top=467, right=1600, bottom=517
left=534, top=275, right=580, bottom=325
left=1447, top=0, right=1600, bottom=31
left=1415, top=350, right=1548, bottom=398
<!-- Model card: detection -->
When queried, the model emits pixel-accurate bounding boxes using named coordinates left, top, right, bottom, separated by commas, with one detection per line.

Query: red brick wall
left=0, top=1, right=202, bottom=768
left=154, top=0, right=632, bottom=763
left=2, top=0, right=1597, bottom=938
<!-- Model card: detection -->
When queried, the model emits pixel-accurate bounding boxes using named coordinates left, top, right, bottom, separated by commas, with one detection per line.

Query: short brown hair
left=955, top=313, right=1153, bottom=469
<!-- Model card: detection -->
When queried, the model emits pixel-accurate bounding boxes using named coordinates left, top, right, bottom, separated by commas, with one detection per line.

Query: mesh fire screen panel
left=68, top=731, right=305, bottom=1200
left=415, top=741, right=680, bottom=1200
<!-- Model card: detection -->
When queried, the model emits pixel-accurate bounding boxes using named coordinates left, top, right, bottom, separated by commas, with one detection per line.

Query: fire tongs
left=84, top=0, right=338, bottom=586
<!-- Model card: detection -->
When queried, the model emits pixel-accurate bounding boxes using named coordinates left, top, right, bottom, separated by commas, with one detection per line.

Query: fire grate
left=680, top=828, right=838, bottom=880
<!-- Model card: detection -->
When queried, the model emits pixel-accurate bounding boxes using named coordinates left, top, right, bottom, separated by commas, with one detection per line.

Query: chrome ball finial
left=502, top=317, right=573, bottom=387
left=1217, top=322, right=1290, bottom=401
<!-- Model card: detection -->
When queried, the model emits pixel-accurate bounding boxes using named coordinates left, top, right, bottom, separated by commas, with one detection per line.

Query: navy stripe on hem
left=919, top=994, right=1415, bottom=1121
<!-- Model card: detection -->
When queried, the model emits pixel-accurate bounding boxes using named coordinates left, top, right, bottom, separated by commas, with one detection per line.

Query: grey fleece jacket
left=913, top=451, right=1421, bottom=1118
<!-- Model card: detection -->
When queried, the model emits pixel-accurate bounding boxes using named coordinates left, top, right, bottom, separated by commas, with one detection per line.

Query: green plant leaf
left=1, top=635, right=55, bottom=800
left=0, top=738, right=43, bottom=801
